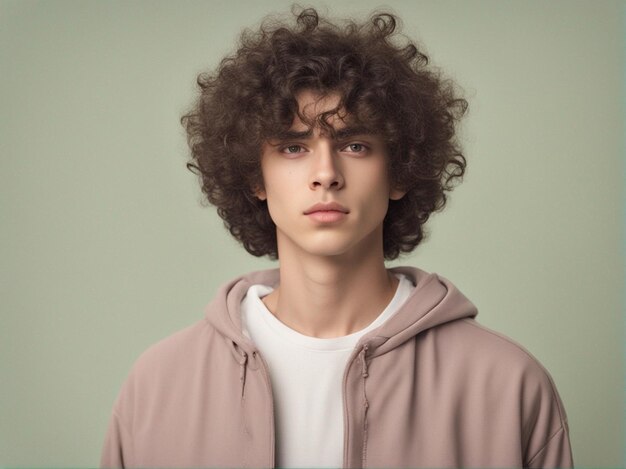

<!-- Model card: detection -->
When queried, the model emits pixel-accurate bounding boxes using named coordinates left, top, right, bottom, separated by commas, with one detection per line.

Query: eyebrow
left=269, top=126, right=373, bottom=143
left=333, top=126, right=372, bottom=140
left=271, top=129, right=314, bottom=141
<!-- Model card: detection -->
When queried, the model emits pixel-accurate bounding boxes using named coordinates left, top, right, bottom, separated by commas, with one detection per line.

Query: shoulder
left=133, top=320, right=213, bottom=370
left=430, top=318, right=569, bottom=431
left=451, top=320, right=573, bottom=466
left=444, top=319, right=562, bottom=395
left=417, top=317, right=567, bottom=416
left=469, top=319, right=542, bottom=357
left=129, top=316, right=239, bottom=387
left=111, top=319, right=228, bottom=413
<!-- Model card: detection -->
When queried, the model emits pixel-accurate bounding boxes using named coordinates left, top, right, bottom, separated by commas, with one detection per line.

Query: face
left=256, top=89, right=405, bottom=260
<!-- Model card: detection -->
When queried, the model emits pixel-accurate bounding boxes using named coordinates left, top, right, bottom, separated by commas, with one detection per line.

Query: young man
left=101, top=8, right=573, bottom=468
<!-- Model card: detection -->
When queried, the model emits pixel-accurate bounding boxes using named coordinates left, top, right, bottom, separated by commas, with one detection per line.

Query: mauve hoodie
left=101, top=267, right=573, bottom=468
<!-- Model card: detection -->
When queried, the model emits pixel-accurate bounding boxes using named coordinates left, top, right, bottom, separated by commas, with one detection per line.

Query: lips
left=304, top=202, right=349, bottom=223
left=303, top=202, right=349, bottom=215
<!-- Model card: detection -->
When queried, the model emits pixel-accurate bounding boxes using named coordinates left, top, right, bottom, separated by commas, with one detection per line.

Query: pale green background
left=1, top=0, right=624, bottom=467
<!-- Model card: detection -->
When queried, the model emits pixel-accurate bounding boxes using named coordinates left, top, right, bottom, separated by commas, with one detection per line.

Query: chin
left=302, top=237, right=377, bottom=260
left=277, top=227, right=383, bottom=260
left=292, top=241, right=349, bottom=258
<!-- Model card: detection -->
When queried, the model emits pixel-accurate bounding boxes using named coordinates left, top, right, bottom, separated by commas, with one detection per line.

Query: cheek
left=356, top=163, right=392, bottom=196
left=264, top=162, right=307, bottom=202
left=264, top=175, right=296, bottom=202
left=263, top=175, right=299, bottom=223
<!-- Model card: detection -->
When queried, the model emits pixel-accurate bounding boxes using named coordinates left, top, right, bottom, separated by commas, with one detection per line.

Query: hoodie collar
left=357, top=266, right=477, bottom=357
left=204, top=267, right=477, bottom=358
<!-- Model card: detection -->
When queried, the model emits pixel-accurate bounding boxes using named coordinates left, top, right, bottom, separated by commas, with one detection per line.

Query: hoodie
left=101, top=267, right=573, bottom=468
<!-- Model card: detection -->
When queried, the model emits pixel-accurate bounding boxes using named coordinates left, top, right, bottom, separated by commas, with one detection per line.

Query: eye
left=282, top=144, right=304, bottom=154
left=343, top=143, right=368, bottom=154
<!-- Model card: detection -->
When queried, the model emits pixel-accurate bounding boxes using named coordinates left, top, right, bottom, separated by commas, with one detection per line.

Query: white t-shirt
left=241, top=274, right=414, bottom=468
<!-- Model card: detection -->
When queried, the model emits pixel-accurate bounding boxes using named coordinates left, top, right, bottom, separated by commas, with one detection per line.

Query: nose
left=309, top=143, right=344, bottom=191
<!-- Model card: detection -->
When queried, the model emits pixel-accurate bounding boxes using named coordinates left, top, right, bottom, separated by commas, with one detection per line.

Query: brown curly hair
left=181, top=7, right=468, bottom=260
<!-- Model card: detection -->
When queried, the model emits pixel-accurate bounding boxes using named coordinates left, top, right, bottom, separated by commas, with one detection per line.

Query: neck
left=262, top=242, right=398, bottom=338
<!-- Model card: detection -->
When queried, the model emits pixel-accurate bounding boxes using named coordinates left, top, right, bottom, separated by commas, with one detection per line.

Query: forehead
left=290, top=89, right=348, bottom=131
left=296, top=89, right=341, bottom=117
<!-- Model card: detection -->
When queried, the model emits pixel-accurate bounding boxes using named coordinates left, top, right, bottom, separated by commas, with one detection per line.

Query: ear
left=389, top=187, right=406, bottom=201
left=253, top=187, right=267, bottom=201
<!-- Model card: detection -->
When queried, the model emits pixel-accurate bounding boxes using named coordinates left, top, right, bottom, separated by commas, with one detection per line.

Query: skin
left=255, top=89, right=406, bottom=338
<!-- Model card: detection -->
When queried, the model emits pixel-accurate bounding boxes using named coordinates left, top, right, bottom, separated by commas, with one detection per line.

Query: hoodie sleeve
left=100, top=409, right=130, bottom=468
left=522, top=367, right=574, bottom=468
left=526, top=424, right=573, bottom=468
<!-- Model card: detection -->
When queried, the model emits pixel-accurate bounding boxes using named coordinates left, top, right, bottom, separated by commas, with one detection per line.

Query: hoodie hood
left=204, top=266, right=477, bottom=359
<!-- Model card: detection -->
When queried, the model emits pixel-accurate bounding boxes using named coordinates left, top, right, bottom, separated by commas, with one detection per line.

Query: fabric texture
left=240, top=274, right=414, bottom=467
left=101, top=267, right=573, bottom=468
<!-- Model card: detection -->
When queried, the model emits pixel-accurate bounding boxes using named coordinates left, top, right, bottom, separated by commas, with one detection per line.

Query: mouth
left=303, top=202, right=349, bottom=215
left=304, top=202, right=349, bottom=223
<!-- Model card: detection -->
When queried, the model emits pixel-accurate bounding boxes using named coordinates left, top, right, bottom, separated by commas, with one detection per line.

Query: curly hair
left=181, top=7, right=468, bottom=260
